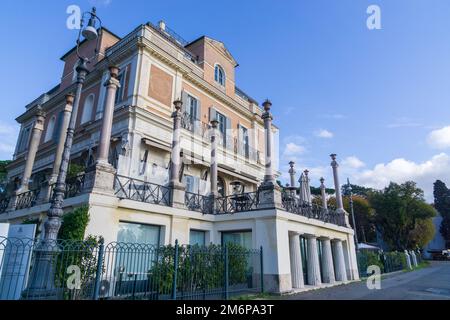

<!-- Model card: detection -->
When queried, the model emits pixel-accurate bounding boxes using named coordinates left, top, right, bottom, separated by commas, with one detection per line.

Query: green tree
left=343, top=195, right=377, bottom=243
left=342, top=183, right=375, bottom=198
left=369, top=181, right=436, bottom=250
left=433, top=180, right=450, bottom=247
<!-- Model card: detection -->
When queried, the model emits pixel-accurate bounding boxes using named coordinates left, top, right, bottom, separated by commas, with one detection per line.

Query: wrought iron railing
left=281, top=194, right=346, bottom=227
left=180, top=112, right=210, bottom=138
left=214, top=192, right=260, bottom=215
left=49, top=173, right=86, bottom=201
left=184, top=192, right=211, bottom=214
left=114, top=175, right=172, bottom=207
left=0, top=197, right=10, bottom=213
left=15, top=189, right=40, bottom=210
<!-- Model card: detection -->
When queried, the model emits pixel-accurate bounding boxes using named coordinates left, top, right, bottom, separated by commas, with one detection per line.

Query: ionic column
left=332, top=239, right=348, bottom=282
left=289, top=233, right=304, bottom=289
left=320, top=238, right=335, bottom=284
left=209, top=119, right=219, bottom=197
left=320, top=177, right=328, bottom=209
left=168, top=99, right=186, bottom=208
left=257, top=100, right=282, bottom=209
left=20, top=107, right=46, bottom=192
left=330, top=154, right=350, bottom=227
left=288, top=161, right=296, bottom=188
left=97, top=65, right=120, bottom=165
left=262, top=99, right=275, bottom=186
left=306, top=235, right=321, bottom=286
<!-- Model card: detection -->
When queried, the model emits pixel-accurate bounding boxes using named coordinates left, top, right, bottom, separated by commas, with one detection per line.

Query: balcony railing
left=0, top=197, right=10, bottom=214
left=184, top=192, right=211, bottom=214
left=281, top=194, right=346, bottom=227
left=114, top=174, right=172, bottom=207
left=214, top=192, right=260, bottom=215
left=15, top=189, right=40, bottom=211
left=50, top=173, right=86, bottom=200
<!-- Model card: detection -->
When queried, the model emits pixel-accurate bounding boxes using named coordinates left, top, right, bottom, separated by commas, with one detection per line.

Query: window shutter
left=194, top=99, right=201, bottom=135
left=181, top=91, right=189, bottom=113
left=225, top=117, right=232, bottom=149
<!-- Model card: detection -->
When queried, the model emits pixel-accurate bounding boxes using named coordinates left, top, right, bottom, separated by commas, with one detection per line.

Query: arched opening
left=214, top=64, right=225, bottom=86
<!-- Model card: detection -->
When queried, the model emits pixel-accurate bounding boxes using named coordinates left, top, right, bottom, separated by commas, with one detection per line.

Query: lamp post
left=24, top=7, right=102, bottom=299
left=346, top=178, right=359, bottom=250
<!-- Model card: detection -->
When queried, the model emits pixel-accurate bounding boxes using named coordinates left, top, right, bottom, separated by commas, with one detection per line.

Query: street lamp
left=347, top=178, right=359, bottom=251
left=24, top=7, right=102, bottom=299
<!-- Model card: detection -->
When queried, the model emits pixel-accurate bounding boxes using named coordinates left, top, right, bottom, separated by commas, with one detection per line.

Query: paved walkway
left=284, top=261, right=450, bottom=300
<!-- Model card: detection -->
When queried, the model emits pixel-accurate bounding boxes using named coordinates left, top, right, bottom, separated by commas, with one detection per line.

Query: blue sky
left=1, top=0, right=450, bottom=200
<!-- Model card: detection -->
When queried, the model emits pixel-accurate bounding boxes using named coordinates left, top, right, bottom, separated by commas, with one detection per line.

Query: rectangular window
left=221, top=230, right=252, bottom=249
left=190, top=230, right=206, bottom=246
left=216, top=112, right=227, bottom=146
left=117, top=221, right=161, bottom=245
left=238, top=125, right=249, bottom=158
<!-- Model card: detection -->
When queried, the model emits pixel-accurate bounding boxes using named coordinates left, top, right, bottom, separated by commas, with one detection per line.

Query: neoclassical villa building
left=0, top=21, right=358, bottom=293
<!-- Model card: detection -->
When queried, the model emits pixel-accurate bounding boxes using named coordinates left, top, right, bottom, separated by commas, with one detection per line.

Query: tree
left=433, top=180, right=450, bottom=247
left=0, top=160, right=11, bottom=194
left=369, top=181, right=436, bottom=250
left=343, top=195, right=376, bottom=243
left=342, top=183, right=375, bottom=198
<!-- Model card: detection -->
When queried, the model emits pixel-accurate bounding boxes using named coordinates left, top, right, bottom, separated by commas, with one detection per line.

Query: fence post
left=171, top=239, right=179, bottom=300
left=93, top=238, right=105, bottom=300
left=223, top=244, right=229, bottom=300
left=260, top=246, right=264, bottom=293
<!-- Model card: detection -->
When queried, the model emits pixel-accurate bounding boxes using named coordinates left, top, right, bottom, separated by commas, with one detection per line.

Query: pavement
left=283, top=261, right=450, bottom=300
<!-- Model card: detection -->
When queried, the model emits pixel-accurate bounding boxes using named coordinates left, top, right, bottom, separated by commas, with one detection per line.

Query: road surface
left=284, top=261, right=450, bottom=300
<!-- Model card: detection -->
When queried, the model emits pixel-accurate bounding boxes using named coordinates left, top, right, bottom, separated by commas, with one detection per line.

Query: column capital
left=65, top=93, right=75, bottom=106
left=108, top=65, right=120, bottom=79
left=320, top=177, right=325, bottom=189
left=210, top=119, right=219, bottom=129
left=261, top=99, right=273, bottom=120
left=34, top=106, right=46, bottom=131
left=104, top=76, right=121, bottom=88
left=172, top=99, right=182, bottom=118
left=330, top=153, right=338, bottom=167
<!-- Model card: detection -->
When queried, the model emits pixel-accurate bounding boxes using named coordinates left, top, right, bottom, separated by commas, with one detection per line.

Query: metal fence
left=356, top=250, right=412, bottom=278
left=0, top=237, right=263, bottom=300
left=215, top=192, right=260, bottom=215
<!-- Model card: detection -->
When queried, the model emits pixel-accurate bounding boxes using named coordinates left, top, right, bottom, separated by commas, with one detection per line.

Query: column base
left=257, top=182, right=283, bottom=210
left=83, top=162, right=117, bottom=196
left=168, top=181, right=186, bottom=209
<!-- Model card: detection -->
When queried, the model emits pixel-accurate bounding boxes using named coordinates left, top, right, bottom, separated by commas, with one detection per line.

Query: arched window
left=214, top=65, right=225, bottom=86
left=81, top=94, right=95, bottom=124
left=44, top=116, right=56, bottom=142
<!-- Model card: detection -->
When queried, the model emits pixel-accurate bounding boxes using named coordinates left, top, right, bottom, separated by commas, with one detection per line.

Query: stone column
left=40, top=94, right=74, bottom=203
left=97, top=65, right=120, bottom=164
left=306, top=235, right=321, bottom=286
left=20, top=107, right=46, bottom=192
left=320, top=177, right=328, bottom=209
left=404, top=250, right=412, bottom=269
left=289, top=233, right=304, bottom=289
left=262, top=100, right=275, bottom=186
left=330, top=154, right=350, bottom=227
left=258, top=99, right=282, bottom=209
left=83, top=66, right=120, bottom=196
left=409, top=250, right=418, bottom=267
left=332, top=239, right=348, bottom=282
left=320, top=238, right=335, bottom=284
left=288, top=161, right=296, bottom=188
left=168, top=99, right=186, bottom=208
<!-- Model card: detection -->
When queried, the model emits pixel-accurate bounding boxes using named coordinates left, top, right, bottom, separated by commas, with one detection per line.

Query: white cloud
left=342, top=156, right=365, bottom=169
left=283, top=143, right=306, bottom=157
left=351, top=153, right=450, bottom=201
left=315, top=129, right=334, bottom=139
left=427, top=126, right=450, bottom=149
left=0, top=121, right=19, bottom=159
